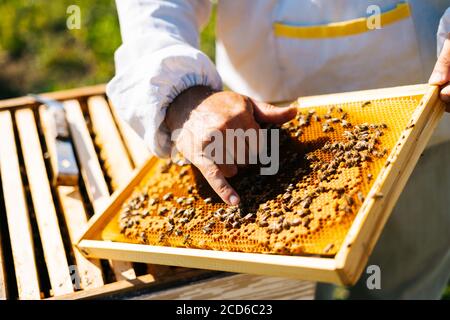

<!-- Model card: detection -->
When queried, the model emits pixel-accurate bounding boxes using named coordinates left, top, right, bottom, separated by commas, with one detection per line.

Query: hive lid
left=77, top=84, right=444, bottom=285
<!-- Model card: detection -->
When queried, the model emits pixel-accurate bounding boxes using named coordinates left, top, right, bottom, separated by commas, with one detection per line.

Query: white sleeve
left=437, top=7, right=450, bottom=56
left=107, top=0, right=222, bottom=158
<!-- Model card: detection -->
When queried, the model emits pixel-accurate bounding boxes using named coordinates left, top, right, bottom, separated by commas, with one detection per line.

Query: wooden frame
left=0, top=85, right=106, bottom=110
left=77, top=84, right=445, bottom=286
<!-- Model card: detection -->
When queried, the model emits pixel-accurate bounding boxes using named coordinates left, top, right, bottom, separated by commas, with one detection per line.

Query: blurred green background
left=0, top=0, right=448, bottom=300
left=0, top=0, right=216, bottom=99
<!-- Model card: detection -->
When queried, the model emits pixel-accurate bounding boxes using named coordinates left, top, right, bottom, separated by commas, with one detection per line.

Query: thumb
left=429, top=37, right=450, bottom=85
left=252, top=100, right=297, bottom=124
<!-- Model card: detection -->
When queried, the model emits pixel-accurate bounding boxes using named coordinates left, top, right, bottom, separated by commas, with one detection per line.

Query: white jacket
left=107, top=0, right=450, bottom=157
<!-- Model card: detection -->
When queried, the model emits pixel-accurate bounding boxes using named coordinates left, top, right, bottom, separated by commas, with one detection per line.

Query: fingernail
left=229, top=194, right=240, bottom=205
left=429, top=72, right=445, bottom=84
left=440, top=85, right=450, bottom=102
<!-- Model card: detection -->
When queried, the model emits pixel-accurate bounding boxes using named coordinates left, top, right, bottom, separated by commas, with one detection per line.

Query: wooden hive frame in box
left=0, top=85, right=225, bottom=300
left=77, top=84, right=445, bottom=286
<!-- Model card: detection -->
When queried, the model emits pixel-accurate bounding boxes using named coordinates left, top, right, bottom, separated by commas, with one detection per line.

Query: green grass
left=0, top=0, right=216, bottom=99
left=443, top=283, right=450, bottom=300
left=200, top=3, right=216, bottom=63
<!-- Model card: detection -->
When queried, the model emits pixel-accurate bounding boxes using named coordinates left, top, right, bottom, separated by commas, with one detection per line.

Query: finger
left=195, top=157, right=240, bottom=205
left=251, top=100, right=297, bottom=124
left=440, top=84, right=450, bottom=111
left=218, top=163, right=238, bottom=178
left=441, top=83, right=450, bottom=101
left=429, top=37, right=450, bottom=85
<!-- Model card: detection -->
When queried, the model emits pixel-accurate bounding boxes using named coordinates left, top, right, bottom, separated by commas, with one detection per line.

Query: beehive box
left=77, top=84, right=445, bottom=285
left=0, top=85, right=218, bottom=300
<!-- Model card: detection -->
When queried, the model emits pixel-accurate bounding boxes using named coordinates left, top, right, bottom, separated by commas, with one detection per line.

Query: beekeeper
left=107, top=0, right=450, bottom=299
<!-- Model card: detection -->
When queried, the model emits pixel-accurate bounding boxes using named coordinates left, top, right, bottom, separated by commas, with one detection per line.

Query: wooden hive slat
left=56, top=186, right=105, bottom=289
left=0, top=233, right=6, bottom=299
left=63, top=100, right=136, bottom=281
left=37, top=106, right=105, bottom=290
left=63, top=100, right=110, bottom=211
left=0, top=161, right=7, bottom=299
left=87, top=96, right=134, bottom=190
left=0, top=111, right=41, bottom=299
left=0, top=85, right=106, bottom=110
left=15, top=109, right=74, bottom=296
left=107, top=99, right=151, bottom=167
left=117, top=121, right=151, bottom=167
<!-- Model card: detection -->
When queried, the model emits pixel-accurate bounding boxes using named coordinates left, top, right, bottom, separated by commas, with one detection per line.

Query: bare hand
left=165, top=86, right=297, bottom=205
left=429, top=34, right=450, bottom=112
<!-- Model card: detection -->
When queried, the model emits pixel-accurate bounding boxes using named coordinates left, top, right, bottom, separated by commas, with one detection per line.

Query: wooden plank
left=298, top=83, right=429, bottom=108
left=15, top=109, right=73, bottom=296
left=134, top=274, right=315, bottom=300
left=116, top=119, right=151, bottom=168
left=63, top=100, right=110, bottom=211
left=57, top=186, right=104, bottom=290
left=51, top=269, right=217, bottom=300
left=63, top=100, right=136, bottom=281
left=0, top=84, right=106, bottom=110
left=0, top=111, right=40, bottom=299
left=38, top=106, right=104, bottom=290
left=87, top=96, right=134, bottom=190
left=78, top=239, right=339, bottom=284
left=0, top=215, right=7, bottom=299
left=107, top=99, right=151, bottom=167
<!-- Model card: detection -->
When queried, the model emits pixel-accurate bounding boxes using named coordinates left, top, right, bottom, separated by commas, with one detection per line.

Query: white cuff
left=107, top=44, right=222, bottom=158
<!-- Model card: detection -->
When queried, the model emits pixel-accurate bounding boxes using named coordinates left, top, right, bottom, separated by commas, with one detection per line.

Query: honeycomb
left=101, top=95, right=422, bottom=256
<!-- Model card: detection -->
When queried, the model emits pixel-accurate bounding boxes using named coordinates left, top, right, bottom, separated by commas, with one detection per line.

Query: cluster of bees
left=117, top=102, right=389, bottom=256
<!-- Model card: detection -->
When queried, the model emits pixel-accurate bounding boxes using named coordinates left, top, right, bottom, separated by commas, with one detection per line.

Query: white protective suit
left=107, top=0, right=450, bottom=299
